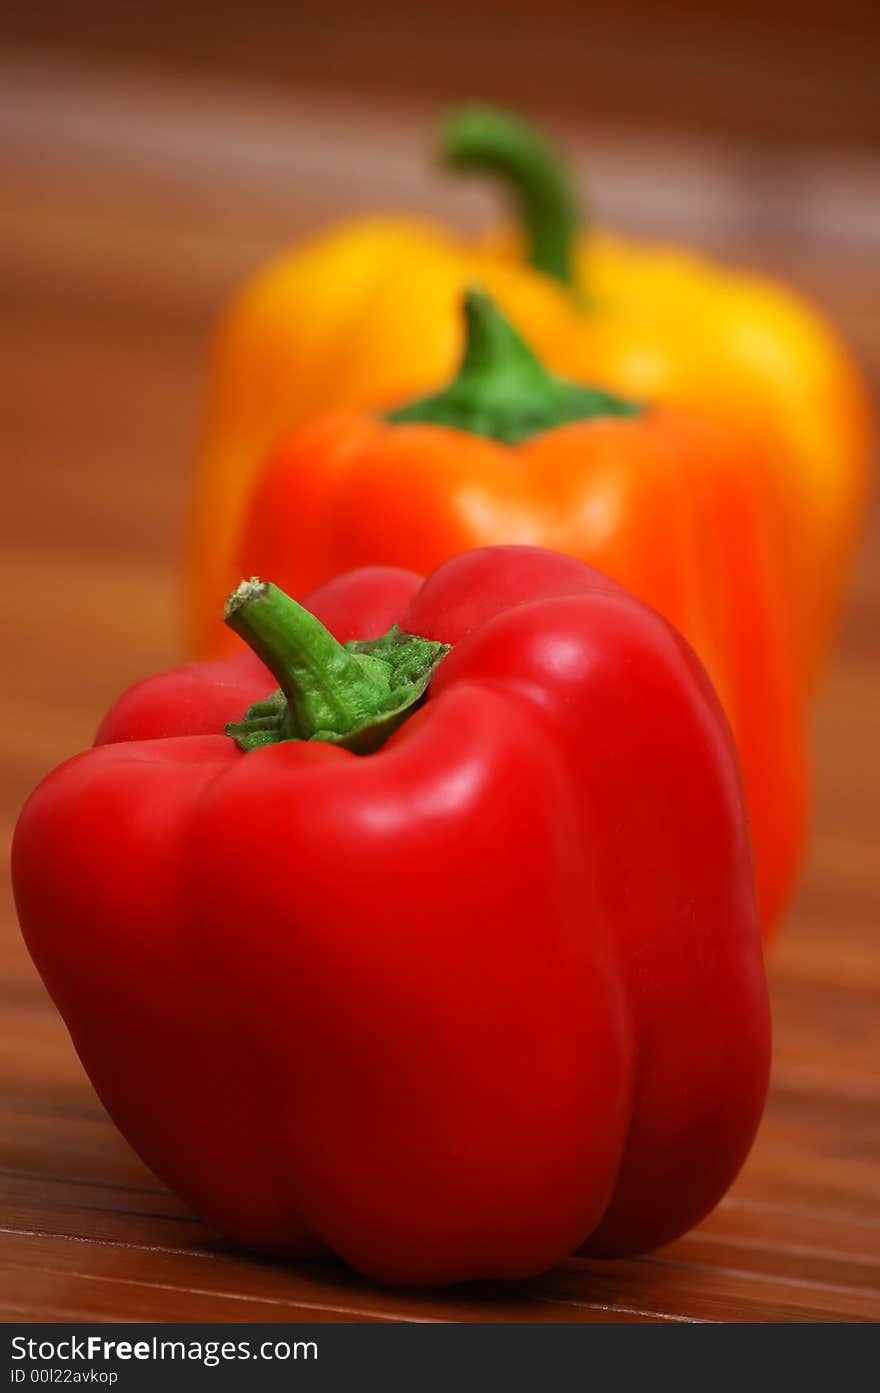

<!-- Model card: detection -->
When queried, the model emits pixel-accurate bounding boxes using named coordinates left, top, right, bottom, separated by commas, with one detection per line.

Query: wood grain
left=1, top=57, right=878, bottom=1324
left=4, top=0, right=880, bottom=149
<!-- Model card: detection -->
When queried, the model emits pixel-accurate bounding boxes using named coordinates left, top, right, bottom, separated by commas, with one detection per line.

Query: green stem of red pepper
left=387, top=290, right=641, bottom=444
left=224, top=580, right=449, bottom=754
left=440, top=105, right=581, bottom=288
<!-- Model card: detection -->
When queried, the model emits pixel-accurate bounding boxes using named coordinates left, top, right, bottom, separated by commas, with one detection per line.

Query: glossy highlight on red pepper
left=13, top=548, right=770, bottom=1286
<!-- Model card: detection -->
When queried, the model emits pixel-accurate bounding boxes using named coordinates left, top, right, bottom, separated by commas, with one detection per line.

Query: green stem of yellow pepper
left=440, top=106, right=582, bottom=289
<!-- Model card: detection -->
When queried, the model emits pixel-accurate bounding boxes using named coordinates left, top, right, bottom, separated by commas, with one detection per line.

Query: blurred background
left=1, top=0, right=878, bottom=1321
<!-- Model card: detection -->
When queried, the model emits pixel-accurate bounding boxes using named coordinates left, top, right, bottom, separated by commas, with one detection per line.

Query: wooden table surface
left=1, top=58, right=878, bottom=1324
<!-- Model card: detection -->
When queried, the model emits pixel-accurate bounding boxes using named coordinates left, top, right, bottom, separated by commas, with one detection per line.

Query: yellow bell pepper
left=188, top=108, right=871, bottom=673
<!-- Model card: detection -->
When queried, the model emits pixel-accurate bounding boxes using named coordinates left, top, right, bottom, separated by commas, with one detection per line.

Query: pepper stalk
left=224, top=580, right=449, bottom=755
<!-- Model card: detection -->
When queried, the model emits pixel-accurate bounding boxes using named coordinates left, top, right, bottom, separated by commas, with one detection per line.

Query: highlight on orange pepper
left=188, top=107, right=870, bottom=679
left=231, top=292, right=809, bottom=940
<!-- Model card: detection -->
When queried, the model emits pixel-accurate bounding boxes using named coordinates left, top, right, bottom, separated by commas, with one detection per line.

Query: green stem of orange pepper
left=388, top=291, right=639, bottom=444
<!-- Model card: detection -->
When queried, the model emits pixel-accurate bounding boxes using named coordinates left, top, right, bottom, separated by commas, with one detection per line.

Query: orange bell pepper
left=188, top=108, right=870, bottom=675
left=231, top=292, right=808, bottom=939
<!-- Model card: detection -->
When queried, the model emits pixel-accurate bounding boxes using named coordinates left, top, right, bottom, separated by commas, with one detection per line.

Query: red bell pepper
left=13, top=547, right=769, bottom=1286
